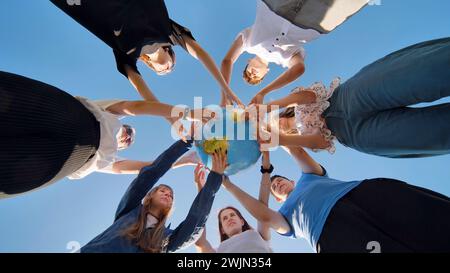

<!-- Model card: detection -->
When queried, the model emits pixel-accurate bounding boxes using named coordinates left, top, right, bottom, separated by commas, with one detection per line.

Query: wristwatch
left=260, top=164, right=274, bottom=174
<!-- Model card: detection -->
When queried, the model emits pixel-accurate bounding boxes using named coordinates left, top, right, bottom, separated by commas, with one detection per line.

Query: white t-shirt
left=238, top=0, right=321, bottom=68
left=67, top=98, right=126, bottom=180
left=216, top=230, right=273, bottom=253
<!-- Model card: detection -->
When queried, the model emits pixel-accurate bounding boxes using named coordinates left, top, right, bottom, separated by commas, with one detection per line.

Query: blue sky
left=1, top=0, right=449, bottom=253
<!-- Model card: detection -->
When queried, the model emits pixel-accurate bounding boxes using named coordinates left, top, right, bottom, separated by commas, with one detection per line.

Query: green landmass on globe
left=195, top=108, right=261, bottom=176
left=201, top=137, right=229, bottom=154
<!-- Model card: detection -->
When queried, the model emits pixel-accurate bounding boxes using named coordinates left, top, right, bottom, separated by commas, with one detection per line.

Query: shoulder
left=238, top=27, right=252, bottom=39
left=170, top=19, right=195, bottom=42
left=301, top=165, right=328, bottom=179
left=288, top=52, right=305, bottom=67
left=236, top=27, right=252, bottom=47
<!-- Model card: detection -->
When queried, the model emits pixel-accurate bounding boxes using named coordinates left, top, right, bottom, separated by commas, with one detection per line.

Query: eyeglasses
left=118, top=125, right=136, bottom=149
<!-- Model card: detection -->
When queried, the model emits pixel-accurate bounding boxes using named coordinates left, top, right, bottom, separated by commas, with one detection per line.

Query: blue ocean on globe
left=194, top=107, right=261, bottom=176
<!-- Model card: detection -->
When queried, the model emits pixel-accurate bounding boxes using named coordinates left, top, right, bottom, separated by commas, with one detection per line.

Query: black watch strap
left=260, top=164, right=274, bottom=174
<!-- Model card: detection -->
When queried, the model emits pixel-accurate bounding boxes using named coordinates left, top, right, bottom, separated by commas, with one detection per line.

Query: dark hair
left=164, top=46, right=176, bottom=72
left=278, top=107, right=295, bottom=119
left=270, top=175, right=291, bottom=184
left=117, top=124, right=136, bottom=150
left=123, top=184, right=174, bottom=253
left=243, top=64, right=266, bottom=85
left=218, top=206, right=252, bottom=242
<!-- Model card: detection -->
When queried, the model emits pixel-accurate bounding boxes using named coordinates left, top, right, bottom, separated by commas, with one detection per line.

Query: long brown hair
left=218, top=206, right=252, bottom=242
left=123, top=184, right=174, bottom=253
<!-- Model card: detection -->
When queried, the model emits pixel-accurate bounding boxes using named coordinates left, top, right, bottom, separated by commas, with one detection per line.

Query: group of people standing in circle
left=1, top=0, right=449, bottom=253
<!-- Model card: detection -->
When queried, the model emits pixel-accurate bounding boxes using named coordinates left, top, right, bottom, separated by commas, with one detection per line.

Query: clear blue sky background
left=1, top=0, right=449, bottom=253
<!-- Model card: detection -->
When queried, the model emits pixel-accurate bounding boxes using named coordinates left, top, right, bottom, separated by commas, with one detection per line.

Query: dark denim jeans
left=324, top=38, right=450, bottom=158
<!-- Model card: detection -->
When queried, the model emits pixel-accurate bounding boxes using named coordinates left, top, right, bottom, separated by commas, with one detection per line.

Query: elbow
left=221, top=59, right=232, bottom=67
left=292, top=63, right=305, bottom=76
left=110, top=164, right=122, bottom=174
left=221, top=59, right=234, bottom=73
left=108, top=101, right=139, bottom=116
left=258, top=211, right=273, bottom=224
left=260, top=218, right=272, bottom=227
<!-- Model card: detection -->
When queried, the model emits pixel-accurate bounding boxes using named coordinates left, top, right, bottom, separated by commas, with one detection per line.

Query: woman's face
left=151, top=186, right=174, bottom=210
left=279, top=117, right=297, bottom=134
left=143, top=47, right=174, bottom=75
left=220, top=209, right=245, bottom=238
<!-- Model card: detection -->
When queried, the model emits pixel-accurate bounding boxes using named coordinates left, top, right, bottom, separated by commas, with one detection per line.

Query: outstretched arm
left=279, top=134, right=330, bottom=151
left=222, top=177, right=291, bottom=235
left=125, top=65, right=159, bottom=102
left=184, top=35, right=243, bottom=106
left=98, top=160, right=154, bottom=175
left=220, top=35, right=245, bottom=106
left=195, top=228, right=215, bottom=253
left=282, top=146, right=323, bottom=175
left=257, top=152, right=272, bottom=241
left=125, top=65, right=180, bottom=124
left=166, top=151, right=227, bottom=253
left=221, top=35, right=244, bottom=85
left=266, top=89, right=317, bottom=111
left=114, top=140, right=192, bottom=221
left=193, top=165, right=216, bottom=253
left=250, top=54, right=305, bottom=105
left=105, top=100, right=208, bottom=123
left=257, top=125, right=329, bottom=151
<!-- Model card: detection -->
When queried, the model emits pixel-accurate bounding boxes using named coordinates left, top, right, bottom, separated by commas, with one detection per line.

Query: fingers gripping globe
left=194, top=107, right=261, bottom=176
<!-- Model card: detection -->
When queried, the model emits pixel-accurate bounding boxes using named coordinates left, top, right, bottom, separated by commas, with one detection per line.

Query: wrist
left=211, top=169, right=224, bottom=176
left=222, top=178, right=230, bottom=188
left=260, top=164, right=274, bottom=174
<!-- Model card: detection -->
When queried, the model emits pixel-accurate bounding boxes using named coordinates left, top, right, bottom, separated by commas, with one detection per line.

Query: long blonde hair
left=123, top=184, right=174, bottom=253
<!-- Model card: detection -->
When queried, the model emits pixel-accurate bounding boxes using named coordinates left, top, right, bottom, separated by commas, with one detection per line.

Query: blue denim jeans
left=323, top=38, right=450, bottom=158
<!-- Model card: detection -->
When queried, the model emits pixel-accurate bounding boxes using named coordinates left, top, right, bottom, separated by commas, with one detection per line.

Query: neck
left=148, top=207, right=162, bottom=220
left=256, top=55, right=268, bottom=66
left=145, top=213, right=159, bottom=229
left=228, top=229, right=243, bottom=238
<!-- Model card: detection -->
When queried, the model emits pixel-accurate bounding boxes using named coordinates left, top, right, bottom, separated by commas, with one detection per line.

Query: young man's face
left=270, top=176, right=295, bottom=202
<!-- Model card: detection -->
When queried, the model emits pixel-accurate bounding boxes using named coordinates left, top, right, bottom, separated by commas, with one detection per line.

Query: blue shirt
left=81, top=140, right=223, bottom=253
left=278, top=167, right=362, bottom=251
